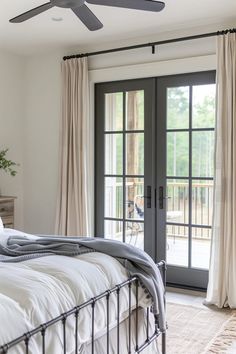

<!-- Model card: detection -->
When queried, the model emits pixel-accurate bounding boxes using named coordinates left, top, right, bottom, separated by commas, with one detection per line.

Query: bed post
left=157, top=260, right=167, bottom=354
left=162, top=260, right=167, bottom=354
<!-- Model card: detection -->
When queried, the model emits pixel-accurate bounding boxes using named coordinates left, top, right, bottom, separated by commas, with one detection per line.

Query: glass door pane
left=125, top=90, right=145, bottom=250
left=157, top=71, right=216, bottom=289
left=95, top=79, right=155, bottom=257
left=166, top=83, right=215, bottom=269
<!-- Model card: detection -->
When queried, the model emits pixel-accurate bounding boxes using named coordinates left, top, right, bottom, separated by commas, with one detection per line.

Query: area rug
left=203, top=312, right=236, bottom=354
left=165, top=302, right=236, bottom=354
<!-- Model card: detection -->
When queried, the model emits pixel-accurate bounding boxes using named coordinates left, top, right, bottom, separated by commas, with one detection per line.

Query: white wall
left=0, top=51, right=25, bottom=229
left=23, top=52, right=62, bottom=234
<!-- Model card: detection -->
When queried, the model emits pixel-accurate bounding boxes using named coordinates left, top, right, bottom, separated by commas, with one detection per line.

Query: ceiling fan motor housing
left=51, top=0, right=84, bottom=8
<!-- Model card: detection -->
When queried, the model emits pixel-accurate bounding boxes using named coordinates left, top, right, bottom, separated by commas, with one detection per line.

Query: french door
left=95, top=79, right=156, bottom=259
left=156, top=72, right=216, bottom=289
left=95, top=71, right=216, bottom=289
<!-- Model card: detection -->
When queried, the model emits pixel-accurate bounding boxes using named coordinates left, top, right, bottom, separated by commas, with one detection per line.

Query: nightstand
left=0, top=196, right=16, bottom=228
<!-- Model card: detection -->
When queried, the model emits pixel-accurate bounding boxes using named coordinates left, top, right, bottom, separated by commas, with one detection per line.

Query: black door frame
left=95, top=70, right=216, bottom=290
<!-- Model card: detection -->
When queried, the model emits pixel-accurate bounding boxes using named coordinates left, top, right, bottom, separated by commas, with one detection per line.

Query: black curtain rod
left=63, top=27, right=236, bottom=61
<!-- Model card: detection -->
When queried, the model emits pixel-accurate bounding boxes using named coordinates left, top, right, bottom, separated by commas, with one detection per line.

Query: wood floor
left=166, top=287, right=206, bottom=307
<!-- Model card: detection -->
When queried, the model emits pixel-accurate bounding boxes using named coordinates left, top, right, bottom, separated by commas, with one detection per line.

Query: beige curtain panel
left=55, top=57, right=92, bottom=236
left=206, top=33, right=236, bottom=307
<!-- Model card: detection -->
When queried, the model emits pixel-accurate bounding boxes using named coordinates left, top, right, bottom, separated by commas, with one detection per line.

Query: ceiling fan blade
left=9, top=2, right=54, bottom=23
left=86, top=0, right=165, bottom=12
left=72, top=5, right=103, bottom=31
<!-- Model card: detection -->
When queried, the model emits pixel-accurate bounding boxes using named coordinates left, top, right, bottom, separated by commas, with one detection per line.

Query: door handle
left=144, top=185, right=152, bottom=208
left=159, top=186, right=170, bottom=209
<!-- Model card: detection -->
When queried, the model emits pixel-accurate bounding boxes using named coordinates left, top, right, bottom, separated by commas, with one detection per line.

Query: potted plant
left=0, top=149, right=18, bottom=176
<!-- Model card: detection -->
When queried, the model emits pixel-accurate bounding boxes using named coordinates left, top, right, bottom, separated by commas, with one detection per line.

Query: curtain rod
left=63, top=27, right=236, bottom=61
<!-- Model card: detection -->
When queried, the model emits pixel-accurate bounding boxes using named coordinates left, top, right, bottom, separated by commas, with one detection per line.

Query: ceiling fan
left=9, top=0, right=165, bottom=31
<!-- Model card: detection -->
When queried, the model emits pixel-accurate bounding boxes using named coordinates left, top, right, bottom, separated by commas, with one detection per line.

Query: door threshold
left=167, top=283, right=206, bottom=295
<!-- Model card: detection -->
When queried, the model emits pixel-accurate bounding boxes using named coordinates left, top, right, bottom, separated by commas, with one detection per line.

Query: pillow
left=0, top=217, right=9, bottom=247
left=0, top=227, right=39, bottom=247
left=0, top=217, right=3, bottom=232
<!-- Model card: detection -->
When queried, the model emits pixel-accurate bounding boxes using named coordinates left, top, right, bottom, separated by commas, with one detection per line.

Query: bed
left=0, top=227, right=166, bottom=354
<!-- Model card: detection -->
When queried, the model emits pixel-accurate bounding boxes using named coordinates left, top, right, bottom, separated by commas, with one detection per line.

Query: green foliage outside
left=107, top=86, right=215, bottom=180
left=107, top=91, right=144, bottom=175
left=167, top=85, right=215, bottom=179
left=0, top=149, right=18, bottom=176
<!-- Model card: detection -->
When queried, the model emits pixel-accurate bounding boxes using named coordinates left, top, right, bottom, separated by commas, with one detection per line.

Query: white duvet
left=0, top=229, right=151, bottom=354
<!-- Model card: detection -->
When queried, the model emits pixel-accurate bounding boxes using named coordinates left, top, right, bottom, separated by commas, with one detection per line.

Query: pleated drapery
left=55, top=58, right=92, bottom=236
left=206, top=33, right=236, bottom=307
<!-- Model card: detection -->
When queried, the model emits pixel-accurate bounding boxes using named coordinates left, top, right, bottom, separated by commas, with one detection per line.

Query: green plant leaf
left=0, top=148, right=18, bottom=176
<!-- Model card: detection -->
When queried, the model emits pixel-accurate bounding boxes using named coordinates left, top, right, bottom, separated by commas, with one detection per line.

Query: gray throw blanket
left=0, top=235, right=165, bottom=331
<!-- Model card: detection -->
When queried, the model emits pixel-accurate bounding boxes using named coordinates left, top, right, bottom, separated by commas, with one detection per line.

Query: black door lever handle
left=159, top=186, right=164, bottom=209
left=144, top=186, right=151, bottom=208
left=158, top=186, right=171, bottom=209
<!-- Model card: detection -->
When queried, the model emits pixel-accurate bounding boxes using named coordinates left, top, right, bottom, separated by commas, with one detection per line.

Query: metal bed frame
left=0, top=261, right=166, bottom=354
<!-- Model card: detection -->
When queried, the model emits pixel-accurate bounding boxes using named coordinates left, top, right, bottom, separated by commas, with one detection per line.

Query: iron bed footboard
left=0, top=261, right=166, bottom=354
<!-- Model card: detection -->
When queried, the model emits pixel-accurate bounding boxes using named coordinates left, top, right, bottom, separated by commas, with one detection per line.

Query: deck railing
left=106, top=180, right=213, bottom=241
left=167, top=181, right=213, bottom=240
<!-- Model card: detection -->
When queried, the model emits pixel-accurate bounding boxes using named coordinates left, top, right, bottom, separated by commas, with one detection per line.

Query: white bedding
left=0, top=229, right=153, bottom=353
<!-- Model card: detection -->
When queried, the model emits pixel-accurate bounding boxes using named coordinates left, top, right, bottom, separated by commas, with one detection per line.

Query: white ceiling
left=0, top=0, right=236, bottom=56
